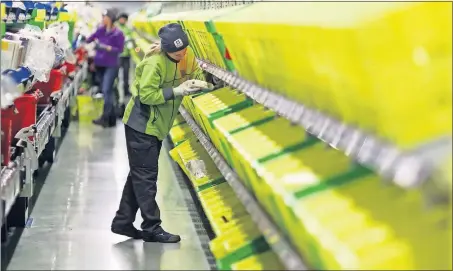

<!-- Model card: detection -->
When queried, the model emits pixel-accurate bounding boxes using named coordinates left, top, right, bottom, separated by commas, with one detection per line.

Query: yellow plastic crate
left=213, top=2, right=452, bottom=148
left=212, top=104, right=276, bottom=166
left=289, top=175, right=452, bottom=270
left=181, top=5, right=246, bottom=69
left=148, top=11, right=193, bottom=38
left=172, top=113, right=186, bottom=127
left=171, top=138, right=224, bottom=191
left=254, top=143, right=355, bottom=232
left=210, top=220, right=270, bottom=270
left=191, top=87, right=253, bottom=149
left=169, top=122, right=193, bottom=146
left=226, top=117, right=309, bottom=191
left=232, top=250, right=284, bottom=270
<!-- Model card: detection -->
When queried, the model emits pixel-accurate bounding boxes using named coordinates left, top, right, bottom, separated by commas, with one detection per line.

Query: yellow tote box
left=76, top=95, right=103, bottom=122
left=226, top=117, right=312, bottom=193
left=232, top=250, right=284, bottom=270
left=169, top=122, right=193, bottom=146
left=191, top=87, right=253, bottom=148
left=212, top=104, right=276, bottom=166
left=253, top=143, right=364, bottom=232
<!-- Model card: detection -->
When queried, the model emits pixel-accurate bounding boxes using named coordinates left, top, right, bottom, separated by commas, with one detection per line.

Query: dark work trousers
left=112, top=125, right=163, bottom=234
left=95, top=66, right=119, bottom=122
left=120, top=56, right=131, bottom=97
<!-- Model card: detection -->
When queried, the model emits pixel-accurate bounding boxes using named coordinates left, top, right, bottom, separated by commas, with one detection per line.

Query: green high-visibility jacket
left=116, top=23, right=132, bottom=57
left=123, top=47, right=205, bottom=140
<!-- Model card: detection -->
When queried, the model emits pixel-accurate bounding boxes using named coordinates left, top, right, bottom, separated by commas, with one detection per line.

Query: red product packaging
left=74, top=47, right=88, bottom=65
left=33, top=68, right=64, bottom=104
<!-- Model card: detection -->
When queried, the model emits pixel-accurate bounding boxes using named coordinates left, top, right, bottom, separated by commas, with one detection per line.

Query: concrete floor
left=7, top=122, right=211, bottom=270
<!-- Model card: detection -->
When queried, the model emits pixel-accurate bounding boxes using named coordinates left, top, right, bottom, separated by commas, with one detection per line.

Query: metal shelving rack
left=179, top=107, right=308, bottom=271
left=0, top=65, right=85, bottom=228
left=196, top=59, right=452, bottom=191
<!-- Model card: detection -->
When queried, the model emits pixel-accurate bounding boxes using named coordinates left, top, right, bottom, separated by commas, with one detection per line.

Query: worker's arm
left=138, top=61, right=172, bottom=105
left=106, top=31, right=125, bottom=54
left=85, top=28, right=100, bottom=43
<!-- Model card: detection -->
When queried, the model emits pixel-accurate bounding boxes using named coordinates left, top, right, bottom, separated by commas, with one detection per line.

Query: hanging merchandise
left=0, top=71, right=22, bottom=108
left=12, top=1, right=26, bottom=23
left=44, top=21, right=76, bottom=64
left=15, top=24, right=55, bottom=82
left=23, top=0, right=34, bottom=21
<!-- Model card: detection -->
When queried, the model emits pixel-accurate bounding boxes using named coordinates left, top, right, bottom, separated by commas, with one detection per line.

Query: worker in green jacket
left=111, top=23, right=212, bottom=243
left=116, top=13, right=133, bottom=116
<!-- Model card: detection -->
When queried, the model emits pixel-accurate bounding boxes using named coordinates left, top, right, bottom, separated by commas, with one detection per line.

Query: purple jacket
left=87, top=26, right=125, bottom=67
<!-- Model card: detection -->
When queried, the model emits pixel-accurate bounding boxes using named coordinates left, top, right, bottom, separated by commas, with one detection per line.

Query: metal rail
left=196, top=59, right=452, bottom=191
left=179, top=106, right=308, bottom=271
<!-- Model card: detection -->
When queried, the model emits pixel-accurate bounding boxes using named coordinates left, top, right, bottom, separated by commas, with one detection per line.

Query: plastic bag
left=1, top=74, right=21, bottom=108
left=44, top=22, right=71, bottom=51
left=44, top=22, right=75, bottom=66
left=18, top=24, right=42, bottom=39
left=185, top=159, right=208, bottom=179
left=15, top=24, right=55, bottom=82
left=21, top=37, right=55, bottom=82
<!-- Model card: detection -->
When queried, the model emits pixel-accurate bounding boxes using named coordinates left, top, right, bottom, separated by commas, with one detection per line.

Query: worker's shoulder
left=112, top=27, right=125, bottom=37
left=140, top=53, right=166, bottom=68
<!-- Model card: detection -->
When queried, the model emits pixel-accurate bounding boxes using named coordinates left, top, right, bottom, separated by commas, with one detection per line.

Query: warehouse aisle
left=7, top=123, right=211, bottom=270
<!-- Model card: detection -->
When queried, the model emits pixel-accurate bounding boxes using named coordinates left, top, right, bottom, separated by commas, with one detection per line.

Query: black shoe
left=111, top=226, right=142, bottom=239
left=92, top=118, right=107, bottom=127
left=143, top=228, right=181, bottom=243
left=107, top=118, right=117, bottom=127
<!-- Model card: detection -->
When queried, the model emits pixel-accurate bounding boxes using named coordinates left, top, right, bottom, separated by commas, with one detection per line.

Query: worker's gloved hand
left=94, top=41, right=111, bottom=51
left=173, top=79, right=214, bottom=96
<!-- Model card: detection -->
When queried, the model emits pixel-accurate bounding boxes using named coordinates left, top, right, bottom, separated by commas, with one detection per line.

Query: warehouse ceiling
left=89, top=0, right=148, bottom=14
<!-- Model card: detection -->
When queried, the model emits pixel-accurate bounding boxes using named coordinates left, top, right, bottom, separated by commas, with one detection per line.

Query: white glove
left=173, top=79, right=214, bottom=96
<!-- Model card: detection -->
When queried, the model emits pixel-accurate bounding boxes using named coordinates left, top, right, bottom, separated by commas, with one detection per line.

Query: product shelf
left=0, top=154, right=24, bottom=220
left=0, top=67, right=84, bottom=221
left=196, top=59, right=452, bottom=192
left=179, top=106, right=307, bottom=271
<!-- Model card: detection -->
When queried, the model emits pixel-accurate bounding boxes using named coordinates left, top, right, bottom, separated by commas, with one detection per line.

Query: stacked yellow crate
left=169, top=135, right=284, bottom=270
left=169, top=120, right=193, bottom=147
left=182, top=91, right=451, bottom=269
left=212, top=2, right=452, bottom=149
left=187, top=87, right=253, bottom=150
left=159, top=2, right=452, bottom=270
left=147, top=11, right=194, bottom=39
left=130, top=9, right=149, bottom=35
left=180, top=5, right=246, bottom=71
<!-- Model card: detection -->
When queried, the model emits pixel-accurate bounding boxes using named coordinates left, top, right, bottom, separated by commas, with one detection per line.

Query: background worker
left=111, top=23, right=212, bottom=243
left=86, top=8, right=125, bottom=127
left=116, top=13, right=134, bottom=117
